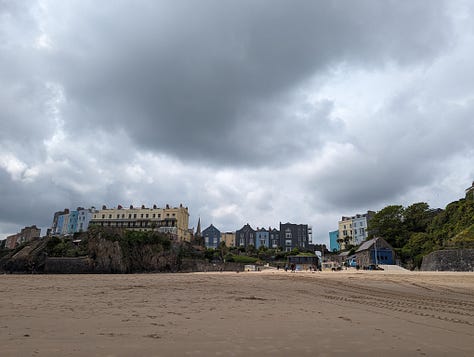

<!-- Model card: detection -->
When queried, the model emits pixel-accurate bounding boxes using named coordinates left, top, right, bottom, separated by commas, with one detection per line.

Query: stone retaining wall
left=420, top=249, right=474, bottom=271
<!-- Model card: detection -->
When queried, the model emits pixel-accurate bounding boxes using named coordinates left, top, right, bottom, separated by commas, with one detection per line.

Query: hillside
left=368, top=193, right=474, bottom=268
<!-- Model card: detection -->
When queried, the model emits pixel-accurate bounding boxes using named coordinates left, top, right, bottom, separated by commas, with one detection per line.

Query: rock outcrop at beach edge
left=0, top=239, right=48, bottom=273
left=86, top=227, right=180, bottom=273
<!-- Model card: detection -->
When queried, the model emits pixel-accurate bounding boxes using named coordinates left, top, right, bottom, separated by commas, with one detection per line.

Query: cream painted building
left=338, top=211, right=375, bottom=248
left=220, top=232, right=236, bottom=247
left=338, top=216, right=353, bottom=249
left=90, top=204, right=190, bottom=242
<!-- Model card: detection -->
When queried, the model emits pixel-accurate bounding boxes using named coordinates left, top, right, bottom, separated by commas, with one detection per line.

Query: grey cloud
left=42, top=0, right=453, bottom=166
left=309, top=87, right=474, bottom=211
left=2, top=0, right=472, bottom=242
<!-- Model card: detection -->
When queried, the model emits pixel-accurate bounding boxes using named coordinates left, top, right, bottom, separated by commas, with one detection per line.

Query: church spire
left=196, top=217, right=201, bottom=237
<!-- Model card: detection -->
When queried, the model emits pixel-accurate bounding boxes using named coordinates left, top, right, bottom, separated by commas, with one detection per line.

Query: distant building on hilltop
left=220, top=232, right=236, bottom=247
left=90, top=204, right=190, bottom=241
left=5, top=225, right=41, bottom=249
left=269, top=227, right=280, bottom=248
left=50, top=207, right=94, bottom=236
left=235, top=224, right=256, bottom=248
left=279, top=222, right=309, bottom=252
left=202, top=224, right=221, bottom=249
left=255, top=228, right=269, bottom=249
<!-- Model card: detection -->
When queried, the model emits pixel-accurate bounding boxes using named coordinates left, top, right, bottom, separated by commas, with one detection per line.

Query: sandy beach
left=1, top=270, right=473, bottom=356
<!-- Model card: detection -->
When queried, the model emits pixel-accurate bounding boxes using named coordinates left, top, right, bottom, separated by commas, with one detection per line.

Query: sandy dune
left=1, top=270, right=473, bottom=356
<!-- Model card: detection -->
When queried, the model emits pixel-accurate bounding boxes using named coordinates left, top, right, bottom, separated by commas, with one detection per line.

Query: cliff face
left=0, top=228, right=182, bottom=273
left=0, top=239, right=47, bottom=273
left=87, top=228, right=179, bottom=273
left=1, top=228, right=244, bottom=273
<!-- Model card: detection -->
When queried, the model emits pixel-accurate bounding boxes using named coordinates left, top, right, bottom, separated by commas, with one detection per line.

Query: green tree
left=404, top=202, right=432, bottom=233
left=217, top=241, right=228, bottom=261
left=368, top=205, right=408, bottom=247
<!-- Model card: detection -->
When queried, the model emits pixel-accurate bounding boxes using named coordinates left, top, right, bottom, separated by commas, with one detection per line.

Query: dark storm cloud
left=45, top=0, right=453, bottom=165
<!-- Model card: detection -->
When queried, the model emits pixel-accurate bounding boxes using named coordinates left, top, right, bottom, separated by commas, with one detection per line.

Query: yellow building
left=338, top=216, right=353, bottom=249
left=220, top=232, right=236, bottom=247
left=90, top=204, right=190, bottom=242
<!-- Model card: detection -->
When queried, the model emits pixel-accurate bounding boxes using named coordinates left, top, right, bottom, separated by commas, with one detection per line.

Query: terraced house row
left=45, top=204, right=311, bottom=251
left=202, top=222, right=312, bottom=251
left=49, top=204, right=191, bottom=242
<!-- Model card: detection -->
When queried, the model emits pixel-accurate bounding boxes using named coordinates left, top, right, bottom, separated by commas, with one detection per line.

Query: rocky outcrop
left=86, top=228, right=180, bottom=273
left=0, top=228, right=246, bottom=274
left=421, top=249, right=474, bottom=271
left=0, top=239, right=48, bottom=273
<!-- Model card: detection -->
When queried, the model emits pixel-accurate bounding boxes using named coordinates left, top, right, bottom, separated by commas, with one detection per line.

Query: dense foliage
left=46, top=235, right=89, bottom=257
left=368, top=194, right=474, bottom=268
left=99, top=229, right=172, bottom=253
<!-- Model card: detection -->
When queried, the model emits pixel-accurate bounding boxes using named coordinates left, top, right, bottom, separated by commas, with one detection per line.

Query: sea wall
left=420, top=249, right=474, bottom=271
left=179, top=258, right=244, bottom=272
left=44, top=257, right=92, bottom=274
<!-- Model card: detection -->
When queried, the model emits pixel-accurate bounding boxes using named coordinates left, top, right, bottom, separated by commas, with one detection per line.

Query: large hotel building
left=90, top=204, right=190, bottom=241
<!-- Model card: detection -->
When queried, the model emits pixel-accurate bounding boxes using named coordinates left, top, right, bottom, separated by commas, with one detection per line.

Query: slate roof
left=356, top=237, right=379, bottom=252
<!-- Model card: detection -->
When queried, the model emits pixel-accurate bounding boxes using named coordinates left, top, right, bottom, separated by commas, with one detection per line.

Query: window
left=129, top=214, right=131, bottom=218
left=146, top=214, right=149, bottom=218
left=108, top=214, right=112, bottom=219
left=102, top=214, right=105, bottom=219
left=117, top=214, right=120, bottom=219
left=141, top=214, right=144, bottom=218
left=152, top=214, right=155, bottom=218
left=134, top=214, right=137, bottom=218
left=285, top=239, right=292, bottom=246
left=172, top=213, right=175, bottom=217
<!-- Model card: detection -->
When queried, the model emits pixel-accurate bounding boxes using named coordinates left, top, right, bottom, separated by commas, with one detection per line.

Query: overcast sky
left=1, top=0, right=473, bottom=244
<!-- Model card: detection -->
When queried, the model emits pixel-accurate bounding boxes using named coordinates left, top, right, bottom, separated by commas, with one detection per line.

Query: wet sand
left=1, top=270, right=473, bottom=356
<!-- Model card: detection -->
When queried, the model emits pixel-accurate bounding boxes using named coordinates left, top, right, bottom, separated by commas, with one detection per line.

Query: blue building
left=202, top=224, right=221, bottom=249
left=67, top=210, right=79, bottom=234
left=77, top=208, right=93, bottom=232
left=55, top=214, right=67, bottom=235
left=51, top=207, right=94, bottom=236
left=255, top=228, right=269, bottom=249
left=329, top=230, right=340, bottom=252
left=354, top=237, right=395, bottom=267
